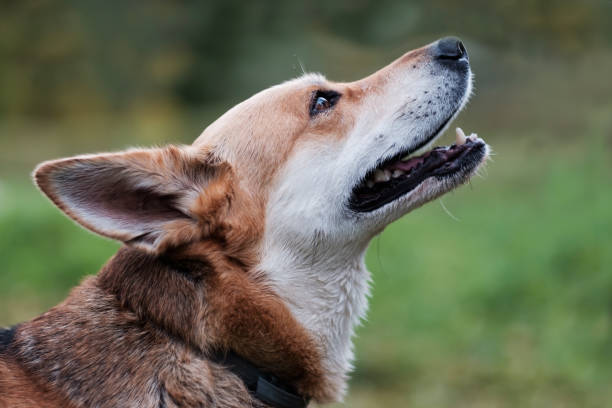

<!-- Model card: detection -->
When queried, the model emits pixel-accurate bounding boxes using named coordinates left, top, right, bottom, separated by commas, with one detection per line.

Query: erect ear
left=34, top=145, right=233, bottom=254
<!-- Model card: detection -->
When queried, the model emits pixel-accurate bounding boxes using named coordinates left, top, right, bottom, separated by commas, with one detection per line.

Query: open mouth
left=349, top=128, right=487, bottom=212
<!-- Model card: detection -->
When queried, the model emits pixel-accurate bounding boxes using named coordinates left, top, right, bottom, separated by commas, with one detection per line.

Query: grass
left=1, top=86, right=611, bottom=407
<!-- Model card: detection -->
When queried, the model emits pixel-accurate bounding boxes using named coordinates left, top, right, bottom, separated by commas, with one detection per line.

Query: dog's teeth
left=373, top=169, right=391, bottom=182
left=373, top=169, right=387, bottom=182
left=366, top=180, right=375, bottom=188
left=392, top=169, right=404, bottom=178
left=401, top=154, right=411, bottom=161
left=455, top=127, right=467, bottom=145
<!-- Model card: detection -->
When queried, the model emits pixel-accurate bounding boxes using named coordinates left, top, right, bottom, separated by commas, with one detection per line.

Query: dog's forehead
left=195, top=74, right=328, bottom=141
left=189, top=73, right=336, bottom=183
left=283, top=72, right=328, bottom=87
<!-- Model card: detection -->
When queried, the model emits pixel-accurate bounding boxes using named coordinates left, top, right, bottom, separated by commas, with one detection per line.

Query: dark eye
left=314, top=96, right=331, bottom=111
left=310, top=90, right=341, bottom=116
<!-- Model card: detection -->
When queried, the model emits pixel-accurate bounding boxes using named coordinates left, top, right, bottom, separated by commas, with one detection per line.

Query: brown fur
left=0, top=358, right=77, bottom=408
left=1, top=246, right=325, bottom=407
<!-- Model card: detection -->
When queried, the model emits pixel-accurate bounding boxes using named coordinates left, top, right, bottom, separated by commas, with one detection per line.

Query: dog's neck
left=259, top=237, right=372, bottom=399
left=13, top=247, right=336, bottom=406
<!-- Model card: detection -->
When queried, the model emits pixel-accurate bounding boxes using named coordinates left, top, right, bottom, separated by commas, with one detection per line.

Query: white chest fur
left=259, top=240, right=372, bottom=401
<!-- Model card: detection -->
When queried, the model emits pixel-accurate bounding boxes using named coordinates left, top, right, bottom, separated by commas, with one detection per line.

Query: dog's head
left=35, top=38, right=488, bottom=264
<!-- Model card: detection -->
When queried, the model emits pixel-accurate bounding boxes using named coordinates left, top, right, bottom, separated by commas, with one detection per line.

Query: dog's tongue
left=389, top=156, right=425, bottom=172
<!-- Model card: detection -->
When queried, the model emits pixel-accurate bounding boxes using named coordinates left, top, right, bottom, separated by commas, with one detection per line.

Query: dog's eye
left=314, top=97, right=331, bottom=111
left=310, top=90, right=340, bottom=116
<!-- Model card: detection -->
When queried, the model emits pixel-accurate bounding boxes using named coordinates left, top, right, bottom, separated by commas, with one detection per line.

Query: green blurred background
left=1, top=1, right=612, bottom=406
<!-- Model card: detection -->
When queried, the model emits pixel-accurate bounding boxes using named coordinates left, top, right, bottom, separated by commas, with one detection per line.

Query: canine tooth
left=392, top=169, right=404, bottom=178
left=366, top=180, right=375, bottom=188
left=455, top=127, right=467, bottom=145
left=384, top=170, right=392, bottom=180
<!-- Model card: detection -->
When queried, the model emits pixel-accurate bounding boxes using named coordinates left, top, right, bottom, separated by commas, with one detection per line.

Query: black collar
left=209, top=350, right=310, bottom=408
left=0, top=325, right=18, bottom=354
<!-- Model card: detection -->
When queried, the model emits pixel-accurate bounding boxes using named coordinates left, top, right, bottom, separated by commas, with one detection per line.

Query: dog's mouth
left=349, top=128, right=487, bottom=212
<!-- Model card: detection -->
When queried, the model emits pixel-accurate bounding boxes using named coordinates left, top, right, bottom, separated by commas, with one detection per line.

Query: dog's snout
left=434, top=37, right=468, bottom=61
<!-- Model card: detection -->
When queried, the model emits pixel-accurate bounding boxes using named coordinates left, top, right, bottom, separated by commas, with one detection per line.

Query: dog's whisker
left=440, top=199, right=461, bottom=221
left=294, top=54, right=307, bottom=76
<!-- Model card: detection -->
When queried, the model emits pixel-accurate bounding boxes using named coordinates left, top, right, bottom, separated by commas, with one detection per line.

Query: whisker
left=440, top=199, right=461, bottom=222
left=294, top=54, right=307, bottom=75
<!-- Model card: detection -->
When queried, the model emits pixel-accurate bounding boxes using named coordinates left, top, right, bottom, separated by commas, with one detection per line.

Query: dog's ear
left=34, top=146, right=233, bottom=254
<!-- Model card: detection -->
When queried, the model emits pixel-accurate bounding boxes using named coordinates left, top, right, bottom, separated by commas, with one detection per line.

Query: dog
left=0, top=37, right=489, bottom=407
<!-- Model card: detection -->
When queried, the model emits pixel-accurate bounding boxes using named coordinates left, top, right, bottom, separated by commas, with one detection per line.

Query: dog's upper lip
left=371, top=113, right=454, bottom=176
left=407, top=115, right=453, bottom=155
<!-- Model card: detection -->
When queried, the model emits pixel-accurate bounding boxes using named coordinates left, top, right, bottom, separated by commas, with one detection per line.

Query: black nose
left=434, top=37, right=468, bottom=60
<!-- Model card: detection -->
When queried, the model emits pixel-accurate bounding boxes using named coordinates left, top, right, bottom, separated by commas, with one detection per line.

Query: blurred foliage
left=1, top=0, right=611, bottom=117
left=1, top=0, right=612, bottom=406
